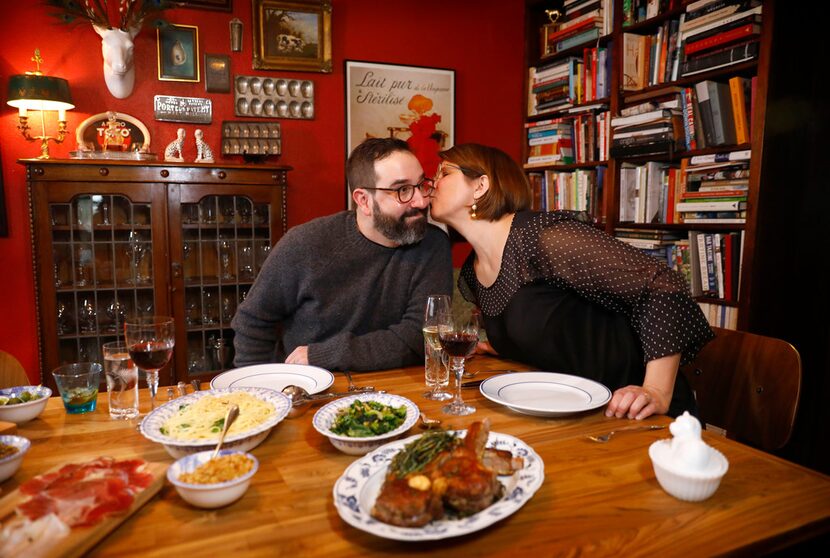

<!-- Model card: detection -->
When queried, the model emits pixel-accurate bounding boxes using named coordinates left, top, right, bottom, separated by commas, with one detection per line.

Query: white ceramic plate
left=209, top=363, right=334, bottom=394
left=479, top=372, right=611, bottom=417
left=333, top=430, right=544, bottom=541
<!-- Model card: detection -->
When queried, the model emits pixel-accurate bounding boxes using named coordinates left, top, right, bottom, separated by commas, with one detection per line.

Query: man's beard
left=371, top=197, right=428, bottom=246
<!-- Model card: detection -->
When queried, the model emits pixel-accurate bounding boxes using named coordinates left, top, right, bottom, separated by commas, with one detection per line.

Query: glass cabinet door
left=50, top=194, right=158, bottom=365
left=178, top=194, right=276, bottom=381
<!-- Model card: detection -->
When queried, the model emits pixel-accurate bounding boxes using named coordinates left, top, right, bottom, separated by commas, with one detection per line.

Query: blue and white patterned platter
left=312, top=393, right=419, bottom=455
left=332, top=430, right=544, bottom=540
left=140, top=387, right=291, bottom=458
left=210, top=363, right=334, bottom=394
left=480, top=372, right=611, bottom=417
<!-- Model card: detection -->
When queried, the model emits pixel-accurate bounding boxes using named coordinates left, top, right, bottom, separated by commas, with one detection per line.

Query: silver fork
left=343, top=370, right=374, bottom=392
left=586, top=424, right=666, bottom=443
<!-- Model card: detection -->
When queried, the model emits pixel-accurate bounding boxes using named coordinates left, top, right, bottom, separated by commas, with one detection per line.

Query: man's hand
left=285, top=345, right=309, bottom=365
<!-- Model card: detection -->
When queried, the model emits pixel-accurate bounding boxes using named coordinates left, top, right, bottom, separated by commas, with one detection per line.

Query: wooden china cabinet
left=23, top=159, right=289, bottom=391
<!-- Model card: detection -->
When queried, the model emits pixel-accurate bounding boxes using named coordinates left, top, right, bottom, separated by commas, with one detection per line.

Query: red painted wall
left=0, top=1, right=526, bottom=382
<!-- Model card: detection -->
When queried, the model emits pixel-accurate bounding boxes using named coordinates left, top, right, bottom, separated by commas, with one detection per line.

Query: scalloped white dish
left=333, top=430, right=544, bottom=541
left=139, top=387, right=290, bottom=458
left=312, top=393, right=419, bottom=455
left=209, top=363, right=334, bottom=394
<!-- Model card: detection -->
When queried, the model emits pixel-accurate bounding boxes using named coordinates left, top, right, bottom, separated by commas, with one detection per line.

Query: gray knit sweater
left=231, top=211, right=453, bottom=370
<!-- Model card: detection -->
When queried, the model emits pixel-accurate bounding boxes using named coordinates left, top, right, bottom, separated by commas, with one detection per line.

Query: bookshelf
left=522, top=0, right=773, bottom=330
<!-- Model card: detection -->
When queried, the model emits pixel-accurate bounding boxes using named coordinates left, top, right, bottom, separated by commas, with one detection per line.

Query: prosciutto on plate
left=16, top=457, right=153, bottom=527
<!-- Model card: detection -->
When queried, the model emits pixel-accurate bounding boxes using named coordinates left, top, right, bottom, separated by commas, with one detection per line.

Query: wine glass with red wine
left=124, top=316, right=175, bottom=413
left=439, top=310, right=481, bottom=416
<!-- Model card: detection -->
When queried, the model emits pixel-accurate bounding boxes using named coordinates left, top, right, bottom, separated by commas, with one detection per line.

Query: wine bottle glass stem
left=146, top=369, right=159, bottom=410
left=450, top=356, right=465, bottom=404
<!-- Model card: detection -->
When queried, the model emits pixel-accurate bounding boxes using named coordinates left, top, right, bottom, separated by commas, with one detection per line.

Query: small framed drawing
left=252, top=0, right=332, bottom=73
left=345, top=60, right=455, bottom=207
left=157, top=24, right=200, bottom=82
left=178, top=0, right=232, bottom=10
left=205, top=54, right=231, bottom=93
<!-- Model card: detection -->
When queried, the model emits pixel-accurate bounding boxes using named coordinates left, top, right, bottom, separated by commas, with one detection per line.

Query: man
left=231, top=138, right=453, bottom=370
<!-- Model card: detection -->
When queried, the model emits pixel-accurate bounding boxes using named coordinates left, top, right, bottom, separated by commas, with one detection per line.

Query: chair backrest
left=0, top=349, right=29, bottom=389
left=680, top=327, right=801, bottom=451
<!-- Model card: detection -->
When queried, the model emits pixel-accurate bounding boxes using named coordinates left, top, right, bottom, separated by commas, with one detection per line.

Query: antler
left=44, top=0, right=176, bottom=32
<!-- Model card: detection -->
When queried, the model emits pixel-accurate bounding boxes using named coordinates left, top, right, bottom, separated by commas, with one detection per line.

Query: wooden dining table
left=4, top=356, right=829, bottom=557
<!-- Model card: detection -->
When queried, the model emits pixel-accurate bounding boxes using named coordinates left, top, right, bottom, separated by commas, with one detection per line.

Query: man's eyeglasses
left=362, top=177, right=435, bottom=203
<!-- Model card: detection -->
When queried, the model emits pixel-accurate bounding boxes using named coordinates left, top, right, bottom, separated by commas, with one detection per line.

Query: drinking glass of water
left=423, top=294, right=452, bottom=401
left=103, top=341, right=139, bottom=420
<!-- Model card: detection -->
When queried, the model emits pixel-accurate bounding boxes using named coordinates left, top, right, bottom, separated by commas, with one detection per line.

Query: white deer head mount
left=94, top=24, right=140, bottom=99
left=45, top=1, right=172, bottom=99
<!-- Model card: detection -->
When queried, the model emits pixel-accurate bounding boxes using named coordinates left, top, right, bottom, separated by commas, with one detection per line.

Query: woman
left=429, top=144, right=713, bottom=420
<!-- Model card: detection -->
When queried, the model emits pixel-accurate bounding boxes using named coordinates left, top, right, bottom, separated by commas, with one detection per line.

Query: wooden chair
left=680, top=327, right=801, bottom=451
left=0, top=349, right=29, bottom=389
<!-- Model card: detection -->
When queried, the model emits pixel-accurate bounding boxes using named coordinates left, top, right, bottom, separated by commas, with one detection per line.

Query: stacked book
left=615, top=227, right=685, bottom=266
left=524, top=119, right=575, bottom=166
left=541, top=0, right=613, bottom=57
left=679, top=0, right=763, bottom=77
left=527, top=58, right=579, bottom=116
left=622, top=0, right=682, bottom=27
left=676, top=150, right=750, bottom=224
left=610, top=107, right=684, bottom=158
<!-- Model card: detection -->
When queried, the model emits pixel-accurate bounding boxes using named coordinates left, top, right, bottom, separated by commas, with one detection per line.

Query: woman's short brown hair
left=439, top=144, right=532, bottom=221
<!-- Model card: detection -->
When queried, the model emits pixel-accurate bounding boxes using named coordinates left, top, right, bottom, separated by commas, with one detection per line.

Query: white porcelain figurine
left=164, top=129, right=186, bottom=162
left=194, top=130, right=215, bottom=163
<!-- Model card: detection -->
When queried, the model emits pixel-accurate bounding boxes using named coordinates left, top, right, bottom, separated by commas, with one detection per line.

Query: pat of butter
left=407, top=474, right=431, bottom=491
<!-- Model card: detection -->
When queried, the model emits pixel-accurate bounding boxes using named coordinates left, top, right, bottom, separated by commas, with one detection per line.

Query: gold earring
left=470, top=203, right=477, bottom=220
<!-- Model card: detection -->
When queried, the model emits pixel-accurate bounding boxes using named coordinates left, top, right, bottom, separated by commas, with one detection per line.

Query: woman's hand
left=606, top=353, right=681, bottom=420
left=606, top=384, right=670, bottom=420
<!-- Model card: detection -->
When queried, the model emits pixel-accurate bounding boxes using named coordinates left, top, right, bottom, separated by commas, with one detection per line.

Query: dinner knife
left=461, top=379, right=484, bottom=389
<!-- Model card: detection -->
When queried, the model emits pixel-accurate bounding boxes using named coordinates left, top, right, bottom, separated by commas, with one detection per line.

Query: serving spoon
left=211, top=404, right=239, bottom=459
left=281, top=385, right=380, bottom=418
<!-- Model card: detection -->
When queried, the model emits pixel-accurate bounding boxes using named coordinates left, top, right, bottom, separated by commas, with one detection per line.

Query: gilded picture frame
left=157, top=24, right=200, bottom=82
left=252, top=0, right=332, bottom=73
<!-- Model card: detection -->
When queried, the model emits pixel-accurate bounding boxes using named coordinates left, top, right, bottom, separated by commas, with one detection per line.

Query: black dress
left=458, top=211, right=713, bottom=416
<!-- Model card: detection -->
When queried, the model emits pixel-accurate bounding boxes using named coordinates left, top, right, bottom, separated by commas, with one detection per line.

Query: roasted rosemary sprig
left=389, top=431, right=459, bottom=478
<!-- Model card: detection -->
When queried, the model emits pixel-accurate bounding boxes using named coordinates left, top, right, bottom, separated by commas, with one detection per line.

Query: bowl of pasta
left=140, top=387, right=291, bottom=458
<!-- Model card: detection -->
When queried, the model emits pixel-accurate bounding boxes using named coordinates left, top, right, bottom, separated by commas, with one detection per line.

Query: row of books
left=697, top=301, right=739, bottom=330
left=614, top=227, right=744, bottom=304
left=524, top=113, right=611, bottom=166
left=541, top=0, right=614, bottom=57
left=528, top=49, right=611, bottom=116
left=617, top=150, right=750, bottom=224
left=621, top=0, right=681, bottom=28
left=528, top=167, right=605, bottom=220
left=680, top=77, right=754, bottom=149
left=621, top=0, right=763, bottom=89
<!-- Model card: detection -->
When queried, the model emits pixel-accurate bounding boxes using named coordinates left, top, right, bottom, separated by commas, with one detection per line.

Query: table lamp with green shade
left=6, top=49, right=74, bottom=160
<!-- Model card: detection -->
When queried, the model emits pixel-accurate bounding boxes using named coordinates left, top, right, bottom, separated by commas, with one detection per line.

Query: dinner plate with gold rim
left=479, top=372, right=611, bottom=417
left=209, top=363, right=334, bottom=394
left=332, top=430, right=544, bottom=541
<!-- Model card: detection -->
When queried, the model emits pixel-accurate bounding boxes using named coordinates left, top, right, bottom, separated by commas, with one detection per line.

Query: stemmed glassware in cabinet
left=423, top=295, right=452, bottom=401
left=125, top=316, right=175, bottom=413
left=127, top=231, right=148, bottom=285
left=439, top=309, right=482, bottom=416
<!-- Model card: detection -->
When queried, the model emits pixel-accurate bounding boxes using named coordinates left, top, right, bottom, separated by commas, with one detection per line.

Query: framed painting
left=157, top=24, right=200, bottom=82
left=345, top=60, right=455, bottom=207
left=252, top=0, right=332, bottom=73
left=178, top=0, right=232, bottom=11
left=205, top=54, right=231, bottom=93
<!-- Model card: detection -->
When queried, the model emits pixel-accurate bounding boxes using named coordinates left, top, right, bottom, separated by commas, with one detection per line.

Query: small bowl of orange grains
left=167, top=449, right=258, bottom=508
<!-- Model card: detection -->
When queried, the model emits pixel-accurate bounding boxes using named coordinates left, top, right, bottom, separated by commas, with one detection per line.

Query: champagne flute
left=423, top=294, right=452, bottom=401
left=125, top=316, right=175, bottom=413
left=439, top=310, right=481, bottom=416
